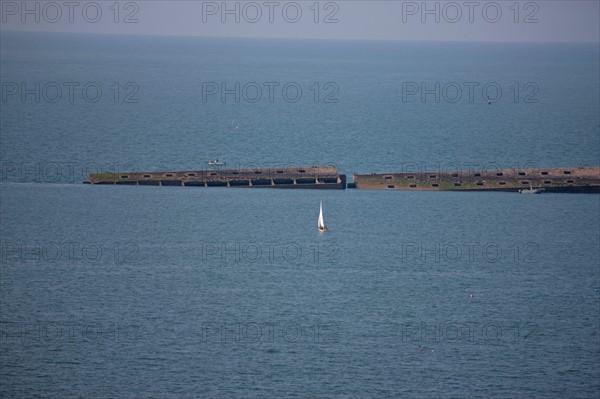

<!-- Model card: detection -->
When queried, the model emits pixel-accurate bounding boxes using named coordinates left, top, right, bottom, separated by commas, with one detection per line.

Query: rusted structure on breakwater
left=353, top=166, right=600, bottom=193
left=87, top=165, right=346, bottom=189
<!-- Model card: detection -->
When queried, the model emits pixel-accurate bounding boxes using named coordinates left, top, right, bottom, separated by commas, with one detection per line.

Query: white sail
left=318, top=201, right=325, bottom=230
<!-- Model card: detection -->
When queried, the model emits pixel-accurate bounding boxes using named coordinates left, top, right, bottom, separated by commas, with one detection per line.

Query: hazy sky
left=1, top=0, right=599, bottom=41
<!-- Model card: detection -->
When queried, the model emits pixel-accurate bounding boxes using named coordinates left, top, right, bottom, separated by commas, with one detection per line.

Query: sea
left=0, top=31, right=599, bottom=398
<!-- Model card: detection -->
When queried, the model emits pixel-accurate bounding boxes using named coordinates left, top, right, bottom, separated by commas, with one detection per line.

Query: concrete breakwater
left=87, top=165, right=600, bottom=193
left=353, top=166, right=600, bottom=193
left=87, top=165, right=346, bottom=189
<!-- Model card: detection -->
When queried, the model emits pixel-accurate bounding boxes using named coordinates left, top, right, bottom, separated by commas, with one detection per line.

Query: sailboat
left=317, top=201, right=328, bottom=232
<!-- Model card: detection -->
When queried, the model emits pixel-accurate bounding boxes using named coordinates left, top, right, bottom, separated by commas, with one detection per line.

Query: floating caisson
left=353, top=166, right=600, bottom=193
left=87, top=165, right=347, bottom=190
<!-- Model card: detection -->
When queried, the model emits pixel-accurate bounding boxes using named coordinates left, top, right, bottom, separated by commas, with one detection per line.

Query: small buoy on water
left=469, top=294, right=475, bottom=298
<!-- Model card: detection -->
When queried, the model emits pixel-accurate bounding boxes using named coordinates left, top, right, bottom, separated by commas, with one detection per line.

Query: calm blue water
left=1, top=32, right=599, bottom=398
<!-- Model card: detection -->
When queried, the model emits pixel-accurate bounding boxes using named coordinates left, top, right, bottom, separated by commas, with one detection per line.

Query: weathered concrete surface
left=88, top=165, right=346, bottom=189
left=353, top=166, right=600, bottom=193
